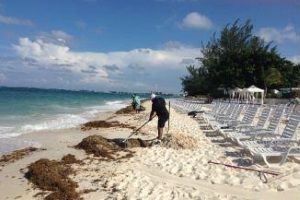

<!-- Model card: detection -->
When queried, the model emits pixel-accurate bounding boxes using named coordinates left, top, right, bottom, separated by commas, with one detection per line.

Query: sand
left=0, top=101, right=299, bottom=199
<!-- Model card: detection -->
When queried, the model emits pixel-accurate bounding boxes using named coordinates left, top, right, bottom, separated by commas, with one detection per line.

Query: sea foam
left=0, top=100, right=128, bottom=139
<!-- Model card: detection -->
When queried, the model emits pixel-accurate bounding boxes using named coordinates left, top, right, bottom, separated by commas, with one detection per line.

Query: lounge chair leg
left=240, top=149, right=248, bottom=157
left=261, top=155, right=272, bottom=167
left=279, top=153, right=289, bottom=166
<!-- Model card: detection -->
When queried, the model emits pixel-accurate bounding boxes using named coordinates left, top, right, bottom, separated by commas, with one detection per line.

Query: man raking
left=149, top=93, right=169, bottom=144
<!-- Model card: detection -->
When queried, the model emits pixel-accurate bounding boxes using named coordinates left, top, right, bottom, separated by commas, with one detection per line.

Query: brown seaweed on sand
left=81, top=120, right=135, bottom=131
left=112, top=138, right=149, bottom=148
left=61, top=154, right=81, bottom=165
left=115, top=99, right=148, bottom=115
left=75, top=135, right=120, bottom=159
left=161, top=133, right=199, bottom=150
left=25, top=158, right=80, bottom=200
left=0, top=147, right=44, bottom=167
left=75, top=135, right=149, bottom=159
left=115, top=105, right=135, bottom=114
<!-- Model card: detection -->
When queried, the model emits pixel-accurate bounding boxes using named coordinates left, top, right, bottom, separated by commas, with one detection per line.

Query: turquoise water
left=0, top=87, right=135, bottom=152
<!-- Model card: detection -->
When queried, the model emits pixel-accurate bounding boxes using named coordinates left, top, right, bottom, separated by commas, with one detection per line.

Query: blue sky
left=0, top=0, right=299, bottom=93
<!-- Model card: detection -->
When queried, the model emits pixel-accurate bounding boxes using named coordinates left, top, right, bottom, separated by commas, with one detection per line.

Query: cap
left=150, top=93, right=156, bottom=100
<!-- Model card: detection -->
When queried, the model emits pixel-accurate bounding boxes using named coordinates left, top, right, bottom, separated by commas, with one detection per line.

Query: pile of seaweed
left=111, top=138, right=149, bottom=149
left=115, top=105, right=135, bottom=114
left=75, top=135, right=149, bottom=159
left=61, top=154, right=81, bottom=165
left=25, top=154, right=81, bottom=200
left=115, top=99, right=148, bottom=114
left=81, top=120, right=135, bottom=131
left=0, top=147, right=43, bottom=167
left=161, top=133, right=199, bottom=150
left=75, top=135, right=120, bottom=159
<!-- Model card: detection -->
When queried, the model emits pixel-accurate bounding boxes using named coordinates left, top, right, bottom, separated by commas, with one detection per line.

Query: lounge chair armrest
left=215, top=115, right=230, bottom=120
left=251, top=128, right=266, bottom=132
left=226, top=121, right=248, bottom=128
left=215, top=114, right=227, bottom=117
left=242, top=128, right=265, bottom=134
left=259, top=133, right=281, bottom=140
left=226, top=120, right=241, bottom=126
left=220, top=118, right=240, bottom=123
left=235, top=125, right=255, bottom=131
left=254, top=130, right=274, bottom=135
left=286, top=146, right=300, bottom=155
left=216, top=114, right=227, bottom=118
left=250, top=132, right=279, bottom=140
left=268, top=139, right=300, bottom=147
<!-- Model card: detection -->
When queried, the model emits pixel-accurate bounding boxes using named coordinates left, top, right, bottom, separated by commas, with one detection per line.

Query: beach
left=0, top=0, right=299, bottom=199
left=0, top=100, right=300, bottom=200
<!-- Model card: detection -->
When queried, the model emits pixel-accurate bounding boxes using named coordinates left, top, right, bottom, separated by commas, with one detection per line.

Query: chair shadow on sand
left=205, top=133, right=254, bottom=167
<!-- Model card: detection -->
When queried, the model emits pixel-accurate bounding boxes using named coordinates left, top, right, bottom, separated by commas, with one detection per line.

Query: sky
left=0, top=0, right=299, bottom=93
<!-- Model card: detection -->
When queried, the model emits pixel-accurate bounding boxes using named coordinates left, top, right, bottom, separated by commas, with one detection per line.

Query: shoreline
left=0, top=100, right=300, bottom=200
left=0, top=108, right=117, bottom=199
left=0, top=100, right=126, bottom=155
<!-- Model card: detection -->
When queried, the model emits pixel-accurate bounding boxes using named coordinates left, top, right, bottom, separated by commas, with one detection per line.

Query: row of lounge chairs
left=171, top=99, right=300, bottom=167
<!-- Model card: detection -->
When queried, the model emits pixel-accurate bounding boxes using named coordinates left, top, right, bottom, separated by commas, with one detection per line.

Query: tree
left=181, top=65, right=209, bottom=96
left=265, top=67, right=284, bottom=91
left=181, top=20, right=299, bottom=97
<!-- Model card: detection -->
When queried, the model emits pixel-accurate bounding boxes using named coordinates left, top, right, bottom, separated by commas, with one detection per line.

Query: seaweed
left=81, top=120, right=135, bottom=131
left=75, top=135, right=149, bottom=159
left=115, top=105, right=135, bottom=114
left=25, top=158, right=80, bottom=200
left=75, top=135, right=120, bottom=159
left=61, top=154, right=81, bottom=165
left=0, top=147, right=44, bottom=166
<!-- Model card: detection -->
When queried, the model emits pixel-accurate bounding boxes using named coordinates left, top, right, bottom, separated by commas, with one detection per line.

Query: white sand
left=0, top=101, right=300, bottom=199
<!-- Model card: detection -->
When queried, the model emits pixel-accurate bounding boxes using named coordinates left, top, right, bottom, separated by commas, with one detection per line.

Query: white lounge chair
left=239, top=113, right=300, bottom=149
left=219, top=105, right=259, bottom=137
left=225, top=105, right=285, bottom=142
left=249, top=144, right=300, bottom=166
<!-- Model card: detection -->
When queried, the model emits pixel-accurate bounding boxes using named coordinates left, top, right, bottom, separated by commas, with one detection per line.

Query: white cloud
left=13, top=38, right=108, bottom=81
left=181, top=12, right=213, bottom=29
left=37, top=30, right=73, bottom=45
left=289, top=55, right=300, bottom=64
left=0, top=14, right=33, bottom=26
left=51, top=30, right=72, bottom=43
left=13, top=38, right=200, bottom=86
left=257, top=25, right=300, bottom=43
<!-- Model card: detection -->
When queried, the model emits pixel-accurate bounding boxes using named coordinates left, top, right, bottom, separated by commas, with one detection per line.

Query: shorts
left=158, top=116, right=169, bottom=128
left=134, top=105, right=140, bottom=110
left=133, top=104, right=140, bottom=110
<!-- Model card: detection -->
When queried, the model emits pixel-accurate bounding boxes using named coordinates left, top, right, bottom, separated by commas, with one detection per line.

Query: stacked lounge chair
left=171, top=100, right=300, bottom=166
left=244, top=113, right=300, bottom=166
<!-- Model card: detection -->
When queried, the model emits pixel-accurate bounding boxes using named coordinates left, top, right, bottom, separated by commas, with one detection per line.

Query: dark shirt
left=151, top=97, right=169, bottom=118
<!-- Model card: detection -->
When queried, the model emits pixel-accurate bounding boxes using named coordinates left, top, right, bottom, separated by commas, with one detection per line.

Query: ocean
left=0, top=87, right=134, bottom=153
